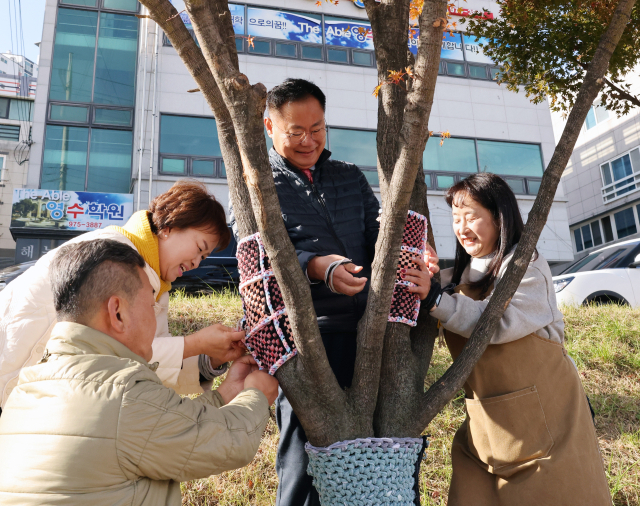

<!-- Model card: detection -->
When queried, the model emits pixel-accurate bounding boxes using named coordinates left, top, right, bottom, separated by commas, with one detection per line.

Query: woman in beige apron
left=420, top=173, right=611, bottom=505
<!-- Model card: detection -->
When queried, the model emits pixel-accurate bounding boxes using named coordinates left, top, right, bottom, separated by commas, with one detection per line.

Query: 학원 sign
left=11, top=189, right=134, bottom=232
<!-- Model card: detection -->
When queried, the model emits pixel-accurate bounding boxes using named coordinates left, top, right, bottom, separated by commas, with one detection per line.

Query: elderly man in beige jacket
left=0, top=239, right=278, bottom=506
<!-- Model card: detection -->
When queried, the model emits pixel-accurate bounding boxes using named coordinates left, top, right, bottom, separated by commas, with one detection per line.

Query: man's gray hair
left=49, top=239, right=146, bottom=322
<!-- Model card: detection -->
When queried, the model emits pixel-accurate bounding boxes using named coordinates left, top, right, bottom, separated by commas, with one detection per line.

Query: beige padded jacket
left=0, top=228, right=203, bottom=408
left=0, top=322, right=270, bottom=506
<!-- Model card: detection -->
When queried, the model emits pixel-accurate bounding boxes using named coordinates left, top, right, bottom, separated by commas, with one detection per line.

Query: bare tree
left=138, top=0, right=636, bottom=448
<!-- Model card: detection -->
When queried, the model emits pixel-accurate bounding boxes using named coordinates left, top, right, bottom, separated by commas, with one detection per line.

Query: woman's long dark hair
left=445, top=173, right=525, bottom=294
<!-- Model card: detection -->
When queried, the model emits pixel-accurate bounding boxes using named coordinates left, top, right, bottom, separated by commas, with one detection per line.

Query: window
left=0, top=98, right=9, bottom=118
left=50, top=9, right=99, bottom=103
left=94, top=12, right=138, bottom=106
left=41, top=124, right=131, bottom=191
left=477, top=140, right=544, bottom=177
left=601, top=148, right=640, bottom=202
left=41, top=125, right=89, bottom=191
left=585, top=105, right=610, bottom=130
left=423, top=137, right=476, bottom=173
left=327, top=129, right=542, bottom=194
left=0, top=125, right=20, bottom=141
left=86, top=128, right=133, bottom=193
left=614, top=207, right=637, bottom=239
left=602, top=216, right=614, bottom=243
left=0, top=97, right=34, bottom=121
left=50, top=7, right=138, bottom=105
left=328, top=127, right=377, bottom=185
left=591, top=221, right=603, bottom=247
left=45, top=3, right=137, bottom=194
left=581, top=224, right=593, bottom=249
left=159, top=114, right=226, bottom=178
left=574, top=228, right=584, bottom=253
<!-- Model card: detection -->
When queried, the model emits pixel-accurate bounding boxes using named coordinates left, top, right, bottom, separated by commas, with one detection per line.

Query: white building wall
left=555, top=69, right=640, bottom=255
left=29, top=0, right=573, bottom=263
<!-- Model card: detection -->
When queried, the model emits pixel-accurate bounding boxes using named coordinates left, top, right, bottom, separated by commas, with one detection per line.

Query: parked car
left=553, top=238, right=640, bottom=307
left=171, top=232, right=239, bottom=292
left=0, top=260, right=37, bottom=292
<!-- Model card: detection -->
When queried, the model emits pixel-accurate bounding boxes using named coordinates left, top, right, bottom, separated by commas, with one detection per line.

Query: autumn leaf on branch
left=246, top=35, right=255, bottom=49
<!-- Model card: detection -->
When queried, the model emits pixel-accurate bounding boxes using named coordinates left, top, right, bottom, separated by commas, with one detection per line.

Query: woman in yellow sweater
left=0, top=180, right=245, bottom=408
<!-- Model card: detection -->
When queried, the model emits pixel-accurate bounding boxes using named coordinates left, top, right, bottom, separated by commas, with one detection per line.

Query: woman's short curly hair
left=148, top=180, right=231, bottom=250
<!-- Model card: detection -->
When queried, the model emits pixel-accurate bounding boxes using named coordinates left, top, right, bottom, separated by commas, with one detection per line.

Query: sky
left=0, top=0, right=47, bottom=63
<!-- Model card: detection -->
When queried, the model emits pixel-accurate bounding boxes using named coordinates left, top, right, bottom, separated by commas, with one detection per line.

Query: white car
left=553, top=238, right=640, bottom=307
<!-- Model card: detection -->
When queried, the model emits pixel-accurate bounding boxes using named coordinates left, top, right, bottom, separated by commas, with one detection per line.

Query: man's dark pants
left=275, top=330, right=357, bottom=506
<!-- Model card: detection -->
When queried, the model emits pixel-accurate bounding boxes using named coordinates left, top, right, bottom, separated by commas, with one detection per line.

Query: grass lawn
left=169, top=290, right=640, bottom=506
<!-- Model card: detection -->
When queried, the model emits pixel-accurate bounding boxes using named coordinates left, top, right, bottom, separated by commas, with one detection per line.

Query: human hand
left=217, top=355, right=259, bottom=404
left=425, top=244, right=440, bottom=277
left=244, top=370, right=279, bottom=405
left=403, top=255, right=432, bottom=300
left=185, top=324, right=247, bottom=368
left=307, top=255, right=367, bottom=296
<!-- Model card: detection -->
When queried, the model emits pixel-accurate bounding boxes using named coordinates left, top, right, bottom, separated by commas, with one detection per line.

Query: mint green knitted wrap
left=305, top=437, right=426, bottom=506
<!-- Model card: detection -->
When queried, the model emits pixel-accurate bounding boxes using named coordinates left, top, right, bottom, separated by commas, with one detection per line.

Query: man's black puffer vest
left=231, top=148, right=380, bottom=332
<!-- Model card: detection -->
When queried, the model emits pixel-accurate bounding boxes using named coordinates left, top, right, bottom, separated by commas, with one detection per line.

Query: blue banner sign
left=169, top=1, right=244, bottom=35
left=11, top=189, right=134, bottom=232
left=463, top=35, right=494, bottom=64
left=324, top=16, right=374, bottom=50
left=441, top=32, right=464, bottom=61
left=247, top=7, right=322, bottom=43
left=229, top=3, right=245, bottom=35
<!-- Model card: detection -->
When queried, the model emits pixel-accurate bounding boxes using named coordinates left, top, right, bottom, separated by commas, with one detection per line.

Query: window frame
left=41, top=1, right=138, bottom=191
left=57, top=0, right=140, bottom=13
left=158, top=154, right=226, bottom=179
left=600, top=146, right=640, bottom=203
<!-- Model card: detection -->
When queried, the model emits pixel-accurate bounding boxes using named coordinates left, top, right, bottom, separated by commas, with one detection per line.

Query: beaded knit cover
left=388, top=210, right=429, bottom=327
left=305, top=437, right=426, bottom=506
left=237, top=232, right=296, bottom=375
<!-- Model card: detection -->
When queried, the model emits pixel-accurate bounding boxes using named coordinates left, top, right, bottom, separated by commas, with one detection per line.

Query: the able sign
left=11, top=189, right=134, bottom=232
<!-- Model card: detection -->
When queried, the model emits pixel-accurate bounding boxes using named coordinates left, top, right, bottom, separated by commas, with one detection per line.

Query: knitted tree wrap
left=305, top=437, right=426, bottom=506
left=388, top=210, right=429, bottom=327
left=237, top=232, right=296, bottom=375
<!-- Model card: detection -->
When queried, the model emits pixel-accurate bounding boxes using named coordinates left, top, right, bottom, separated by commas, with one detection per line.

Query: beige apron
left=445, top=284, right=612, bottom=506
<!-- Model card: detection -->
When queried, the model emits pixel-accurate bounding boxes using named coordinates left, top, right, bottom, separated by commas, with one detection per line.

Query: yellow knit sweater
left=108, top=211, right=172, bottom=300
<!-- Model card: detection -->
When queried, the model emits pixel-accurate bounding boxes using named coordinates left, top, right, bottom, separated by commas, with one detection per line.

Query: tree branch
left=183, top=0, right=352, bottom=446
left=137, top=0, right=256, bottom=238
left=604, top=76, right=640, bottom=108
left=350, top=0, right=448, bottom=425
left=413, top=0, right=637, bottom=435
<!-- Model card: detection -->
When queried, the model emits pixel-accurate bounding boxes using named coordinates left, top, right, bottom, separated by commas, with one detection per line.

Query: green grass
left=169, top=292, right=640, bottom=506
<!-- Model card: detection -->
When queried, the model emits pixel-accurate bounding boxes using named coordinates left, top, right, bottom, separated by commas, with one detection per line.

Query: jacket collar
left=45, top=322, right=151, bottom=368
left=269, top=147, right=332, bottom=175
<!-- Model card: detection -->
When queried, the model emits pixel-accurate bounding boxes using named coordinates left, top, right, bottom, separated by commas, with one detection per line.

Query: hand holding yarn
left=217, top=354, right=260, bottom=404
left=189, top=324, right=247, bottom=369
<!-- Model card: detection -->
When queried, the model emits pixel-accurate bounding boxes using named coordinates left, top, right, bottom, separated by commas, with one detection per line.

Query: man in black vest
left=232, top=78, right=379, bottom=505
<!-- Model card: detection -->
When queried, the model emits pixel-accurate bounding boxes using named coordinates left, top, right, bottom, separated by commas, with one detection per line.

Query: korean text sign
left=169, top=1, right=244, bottom=34
left=11, top=189, right=134, bottom=231
left=247, top=7, right=322, bottom=43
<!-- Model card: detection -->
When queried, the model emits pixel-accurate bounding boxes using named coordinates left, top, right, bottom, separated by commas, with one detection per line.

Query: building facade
left=26, top=0, right=573, bottom=265
left=0, top=73, right=36, bottom=260
left=0, top=52, right=39, bottom=79
left=556, top=71, right=640, bottom=261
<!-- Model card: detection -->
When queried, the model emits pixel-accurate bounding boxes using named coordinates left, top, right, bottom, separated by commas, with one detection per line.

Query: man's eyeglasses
left=270, top=120, right=327, bottom=144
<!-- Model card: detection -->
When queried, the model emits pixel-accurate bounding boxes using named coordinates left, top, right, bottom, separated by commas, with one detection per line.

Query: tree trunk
left=139, top=0, right=636, bottom=449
